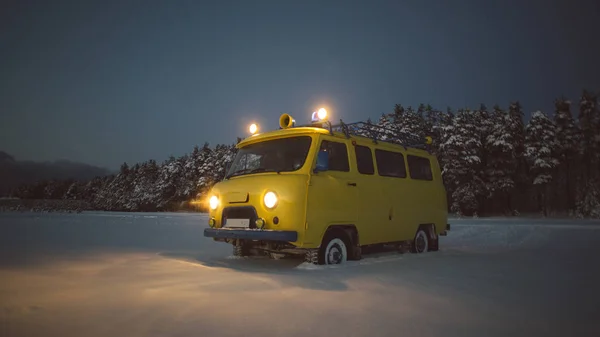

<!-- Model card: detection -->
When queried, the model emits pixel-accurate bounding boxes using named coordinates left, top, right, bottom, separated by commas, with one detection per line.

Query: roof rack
left=297, top=119, right=430, bottom=150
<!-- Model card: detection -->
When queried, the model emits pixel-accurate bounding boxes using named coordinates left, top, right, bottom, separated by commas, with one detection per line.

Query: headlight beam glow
left=209, top=195, right=219, bottom=210
left=263, top=191, right=278, bottom=209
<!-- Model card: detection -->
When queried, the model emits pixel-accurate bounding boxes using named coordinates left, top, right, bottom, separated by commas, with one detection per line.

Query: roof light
left=249, top=123, right=258, bottom=134
left=311, top=108, right=328, bottom=122
left=317, top=108, right=327, bottom=120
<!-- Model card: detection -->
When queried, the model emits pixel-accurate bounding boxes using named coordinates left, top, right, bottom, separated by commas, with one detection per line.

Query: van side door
left=374, top=148, right=412, bottom=241
left=305, top=137, right=358, bottom=246
left=351, top=143, right=388, bottom=245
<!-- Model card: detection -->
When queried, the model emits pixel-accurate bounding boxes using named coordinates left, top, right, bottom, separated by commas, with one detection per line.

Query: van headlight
left=209, top=195, right=219, bottom=210
left=264, top=191, right=278, bottom=209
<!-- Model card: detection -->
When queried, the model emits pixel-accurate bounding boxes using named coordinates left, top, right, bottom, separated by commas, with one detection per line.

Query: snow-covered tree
left=439, top=108, right=486, bottom=216
left=376, top=113, right=395, bottom=141
left=578, top=90, right=600, bottom=178
left=126, top=159, right=160, bottom=211
left=433, top=107, right=454, bottom=176
left=423, top=104, right=441, bottom=148
left=153, top=156, right=185, bottom=210
left=525, top=110, right=560, bottom=216
left=210, top=143, right=237, bottom=182
left=64, top=180, right=85, bottom=200
left=476, top=104, right=494, bottom=201
left=355, top=117, right=376, bottom=138
left=576, top=90, right=600, bottom=217
left=553, top=97, right=581, bottom=211
left=393, top=105, right=427, bottom=146
left=105, top=162, right=135, bottom=210
left=485, top=104, right=518, bottom=213
left=576, top=178, right=600, bottom=219
left=414, top=103, right=431, bottom=141
left=181, top=143, right=212, bottom=199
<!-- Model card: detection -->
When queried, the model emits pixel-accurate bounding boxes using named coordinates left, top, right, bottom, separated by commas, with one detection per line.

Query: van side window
left=375, top=149, right=406, bottom=178
left=320, top=140, right=349, bottom=172
left=407, top=155, right=433, bottom=181
left=354, top=145, right=374, bottom=175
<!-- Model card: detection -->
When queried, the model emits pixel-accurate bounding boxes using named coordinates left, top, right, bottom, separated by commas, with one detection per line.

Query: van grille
left=222, top=206, right=259, bottom=229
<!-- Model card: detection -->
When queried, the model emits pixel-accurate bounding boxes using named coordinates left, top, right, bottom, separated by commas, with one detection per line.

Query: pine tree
left=154, top=155, right=185, bottom=210
left=101, top=162, right=135, bottom=211
left=553, top=97, right=580, bottom=212
left=439, top=108, right=486, bottom=216
left=356, top=117, right=376, bottom=139
left=434, top=107, right=454, bottom=175
left=576, top=90, right=600, bottom=218
left=64, top=181, right=81, bottom=200
left=90, top=174, right=115, bottom=210
left=182, top=143, right=212, bottom=199
left=392, top=104, right=427, bottom=147
left=524, top=110, right=559, bottom=216
left=424, top=104, right=441, bottom=148
left=578, top=90, right=600, bottom=179
left=415, top=103, right=431, bottom=139
left=376, top=113, right=395, bottom=141
left=476, top=104, right=494, bottom=212
left=486, top=104, right=518, bottom=214
left=507, top=101, right=527, bottom=212
left=130, top=159, right=160, bottom=211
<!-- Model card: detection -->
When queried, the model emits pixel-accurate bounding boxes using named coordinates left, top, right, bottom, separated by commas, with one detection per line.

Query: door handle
left=347, top=182, right=357, bottom=187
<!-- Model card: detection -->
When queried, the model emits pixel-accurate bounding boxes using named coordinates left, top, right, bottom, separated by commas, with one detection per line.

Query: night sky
left=1, top=0, right=599, bottom=170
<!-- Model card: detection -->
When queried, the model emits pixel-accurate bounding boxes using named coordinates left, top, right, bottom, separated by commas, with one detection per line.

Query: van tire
left=317, top=230, right=350, bottom=265
left=233, top=241, right=250, bottom=257
left=429, top=225, right=439, bottom=252
left=350, top=245, right=362, bottom=261
left=305, top=249, right=318, bottom=264
left=412, top=228, right=429, bottom=253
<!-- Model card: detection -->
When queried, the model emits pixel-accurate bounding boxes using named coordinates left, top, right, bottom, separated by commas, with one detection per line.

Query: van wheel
left=319, top=232, right=349, bottom=265
left=305, top=249, right=318, bottom=264
left=429, top=227, right=439, bottom=251
left=233, top=241, right=250, bottom=257
left=412, top=229, right=429, bottom=253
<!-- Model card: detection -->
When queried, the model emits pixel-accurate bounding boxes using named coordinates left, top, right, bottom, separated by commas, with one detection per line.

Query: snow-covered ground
left=1, top=212, right=599, bottom=337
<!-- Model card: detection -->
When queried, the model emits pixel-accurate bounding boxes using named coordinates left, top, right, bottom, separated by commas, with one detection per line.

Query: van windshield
left=225, top=136, right=313, bottom=179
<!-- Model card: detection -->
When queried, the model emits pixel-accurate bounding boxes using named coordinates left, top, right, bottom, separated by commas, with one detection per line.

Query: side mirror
left=314, top=150, right=329, bottom=173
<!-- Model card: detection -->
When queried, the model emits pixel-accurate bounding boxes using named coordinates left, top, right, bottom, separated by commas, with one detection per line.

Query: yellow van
left=203, top=109, right=449, bottom=265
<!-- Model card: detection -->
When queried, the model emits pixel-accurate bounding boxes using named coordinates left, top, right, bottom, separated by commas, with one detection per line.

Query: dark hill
left=0, top=151, right=111, bottom=196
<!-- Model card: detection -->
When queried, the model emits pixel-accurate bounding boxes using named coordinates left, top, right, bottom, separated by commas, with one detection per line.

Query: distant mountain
left=0, top=151, right=112, bottom=196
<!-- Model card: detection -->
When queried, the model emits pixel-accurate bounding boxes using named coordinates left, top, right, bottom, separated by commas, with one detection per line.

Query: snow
left=1, top=212, right=600, bottom=337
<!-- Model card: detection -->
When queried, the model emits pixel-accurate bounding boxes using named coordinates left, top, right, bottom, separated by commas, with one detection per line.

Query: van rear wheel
left=412, top=229, right=429, bottom=253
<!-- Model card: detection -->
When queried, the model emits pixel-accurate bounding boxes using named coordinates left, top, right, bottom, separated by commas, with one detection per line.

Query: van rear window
left=375, top=149, right=406, bottom=178
left=354, top=145, right=374, bottom=175
left=407, top=155, right=433, bottom=181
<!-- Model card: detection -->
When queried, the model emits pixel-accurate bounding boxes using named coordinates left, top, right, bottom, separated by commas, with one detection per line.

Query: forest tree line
left=10, top=89, right=600, bottom=218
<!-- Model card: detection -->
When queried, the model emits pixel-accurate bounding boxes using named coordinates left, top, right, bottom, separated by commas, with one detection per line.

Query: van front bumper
left=204, top=228, right=298, bottom=242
